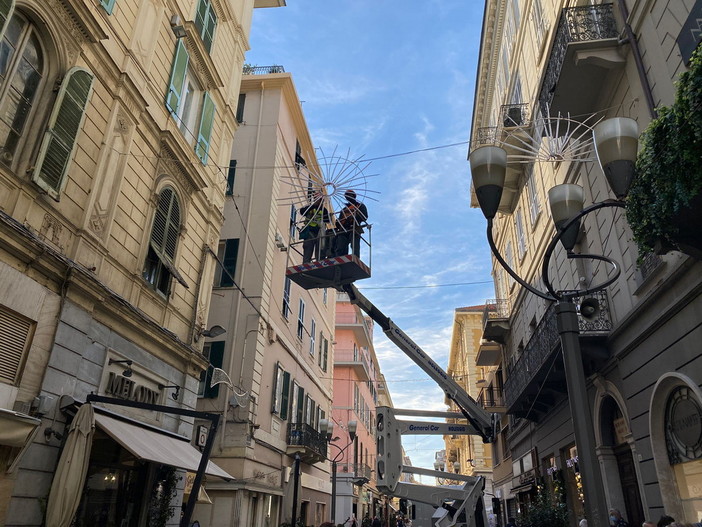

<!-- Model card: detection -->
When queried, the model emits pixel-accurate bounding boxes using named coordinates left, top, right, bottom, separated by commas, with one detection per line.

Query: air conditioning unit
left=274, top=232, right=287, bottom=251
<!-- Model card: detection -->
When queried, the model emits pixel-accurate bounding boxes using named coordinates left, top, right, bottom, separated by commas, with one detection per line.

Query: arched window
left=0, top=9, right=45, bottom=167
left=143, top=186, right=189, bottom=295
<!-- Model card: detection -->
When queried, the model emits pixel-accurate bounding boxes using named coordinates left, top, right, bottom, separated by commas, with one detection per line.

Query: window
left=194, top=0, right=217, bottom=52
left=272, top=363, right=290, bottom=419
left=100, top=0, right=116, bottom=14
left=165, top=41, right=216, bottom=164
left=289, top=204, right=297, bottom=239
left=318, top=333, right=328, bottom=372
left=505, top=241, right=515, bottom=290
left=199, top=341, right=224, bottom=398
left=309, top=319, right=316, bottom=355
left=515, top=209, right=527, bottom=258
left=297, top=299, right=305, bottom=340
left=214, top=238, right=238, bottom=287
left=236, top=93, right=245, bottom=123
left=143, top=186, right=188, bottom=295
left=531, top=0, right=548, bottom=50
left=32, top=67, right=95, bottom=199
left=294, top=384, right=305, bottom=423
left=226, top=159, right=236, bottom=196
left=282, top=277, right=291, bottom=319
left=0, top=304, right=33, bottom=385
left=304, top=395, right=314, bottom=426
left=0, top=9, right=45, bottom=170
left=526, top=164, right=541, bottom=224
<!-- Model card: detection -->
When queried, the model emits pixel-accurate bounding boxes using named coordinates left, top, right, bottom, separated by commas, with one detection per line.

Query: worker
left=333, top=190, right=368, bottom=257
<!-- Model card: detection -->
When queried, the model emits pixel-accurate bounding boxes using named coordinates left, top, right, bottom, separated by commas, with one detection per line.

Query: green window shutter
left=226, top=159, right=236, bottom=196
left=220, top=239, right=238, bottom=287
left=32, top=68, right=94, bottom=198
left=165, top=40, right=189, bottom=115
left=195, top=92, right=215, bottom=164
left=195, top=0, right=217, bottom=53
left=0, top=0, right=15, bottom=40
left=203, top=341, right=224, bottom=398
left=280, top=371, right=290, bottom=420
left=100, top=0, right=116, bottom=14
left=296, top=387, right=305, bottom=424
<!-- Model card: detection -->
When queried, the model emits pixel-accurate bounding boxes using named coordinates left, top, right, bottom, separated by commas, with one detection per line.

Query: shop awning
left=94, top=413, right=233, bottom=480
left=0, top=408, right=41, bottom=448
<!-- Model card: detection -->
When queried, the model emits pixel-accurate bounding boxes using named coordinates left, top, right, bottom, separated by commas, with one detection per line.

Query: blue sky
left=247, top=1, right=495, bottom=477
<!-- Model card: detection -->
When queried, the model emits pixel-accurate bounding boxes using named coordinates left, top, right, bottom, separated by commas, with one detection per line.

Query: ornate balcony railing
left=501, top=103, right=531, bottom=128
left=243, top=64, right=286, bottom=75
left=538, top=3, right=618, bottom=114
left=504, top=290, right=612, bottom=410
left=472, top=127, right=498, bottom=149
left=483, top=299, right=510, bottom=326
left=478, top=387, right=505, bottom=409
left=286, top=423, right=327, bottom=460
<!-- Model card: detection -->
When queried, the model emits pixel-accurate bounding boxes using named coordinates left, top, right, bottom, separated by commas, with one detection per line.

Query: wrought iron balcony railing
left=243, top=64, right=286, bottom=75
left=472, top=127, right=498, bottom=149
left=501, top=103, right=531, bottom=128
left=538, top=3, right=618, bottom=114
left=477, top=387, right=505, bottom=409
left=503, top=290, right=612, bottom=411
left=286, top=423, right=327, bottom=460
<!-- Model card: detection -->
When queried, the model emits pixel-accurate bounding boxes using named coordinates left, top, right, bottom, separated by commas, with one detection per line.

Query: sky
left=247, top=1, right=495, bottom=478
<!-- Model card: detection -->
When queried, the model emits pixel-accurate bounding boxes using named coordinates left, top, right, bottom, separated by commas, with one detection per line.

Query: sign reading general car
left=105, top=372, right=160, bottom=404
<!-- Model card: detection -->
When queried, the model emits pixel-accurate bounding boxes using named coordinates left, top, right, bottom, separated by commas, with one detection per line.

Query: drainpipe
left=618, top=0, right=658, bottom=119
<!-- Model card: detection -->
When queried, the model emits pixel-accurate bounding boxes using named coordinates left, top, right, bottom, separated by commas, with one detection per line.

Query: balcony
left=286, top=423, right=327, bottom=464
left=538, top=4, right=623, bottom=121
left=482, top=299, right=511, bottom=344
left=335, top=312, right=372, bottom=347
left=476, top=340, right=502, bottom=366
left=243, top=64, right=286, bottom=75
left=503, top=290, right=612, bottom=420
left=478, top=386, right=506, bottom=413
left=334, top=348, right=371, bottom=381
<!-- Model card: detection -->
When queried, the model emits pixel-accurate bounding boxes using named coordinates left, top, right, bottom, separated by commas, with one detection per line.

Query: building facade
left=444, top=306, right=496, bottom=518
left=196, top=68, right=336, bottom=527
left=471, top=0, right=702, bottom=525
left=0, top=0, right=280, bottom=524
left=333, top=293, right=387, bottom=525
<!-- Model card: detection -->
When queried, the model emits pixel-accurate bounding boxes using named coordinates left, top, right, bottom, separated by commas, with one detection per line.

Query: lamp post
left=469, top=117, right=639, bottom=527
left=320, top=419, right=358, bottom=525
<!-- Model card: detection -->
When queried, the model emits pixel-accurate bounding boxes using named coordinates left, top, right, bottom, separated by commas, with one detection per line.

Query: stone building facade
left=0, top=0, right=281, bottom=525
left=470, top=0, right=702, bottom=525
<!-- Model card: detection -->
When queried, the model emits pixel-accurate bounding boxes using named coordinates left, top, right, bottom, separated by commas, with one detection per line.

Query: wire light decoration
left=499, top=106, right=602, bottom=165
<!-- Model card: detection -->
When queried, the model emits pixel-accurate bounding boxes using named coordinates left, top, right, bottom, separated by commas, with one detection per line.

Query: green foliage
left=518, top=482, right=570, bottom=527
left=627, top=45, right=702, bottom=255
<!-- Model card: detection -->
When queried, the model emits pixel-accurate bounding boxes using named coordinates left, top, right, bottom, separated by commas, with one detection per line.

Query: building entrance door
left=614, top=444, right=644, bottom=527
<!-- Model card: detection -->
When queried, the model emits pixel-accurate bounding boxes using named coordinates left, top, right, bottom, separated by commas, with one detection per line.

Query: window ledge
left=183, top=22, right=225, bottom=90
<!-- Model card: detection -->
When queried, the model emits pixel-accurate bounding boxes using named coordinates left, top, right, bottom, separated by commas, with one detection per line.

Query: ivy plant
left=626, top=45, right=702, bottom=255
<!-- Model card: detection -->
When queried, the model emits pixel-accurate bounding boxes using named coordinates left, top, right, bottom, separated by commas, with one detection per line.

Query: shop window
left=194, top=0, right=217, bottom=53
left=214, top=238, right=238, bottom=287
left=165, top=40, right=216, bottom=165
left=0, top=304, right=33, bottom=384
left=143, top=186, right=188, bottom=295
left=199, top=341, right=224, bottom=398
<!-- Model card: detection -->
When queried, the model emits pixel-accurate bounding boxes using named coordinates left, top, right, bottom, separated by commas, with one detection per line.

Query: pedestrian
left=333, top=190, right=368, bottom=257
left=372, top=516, right=382, bottom=527
left=299, top=193, right=330, bottom=263
left=350, top=514, right=358, bottom=527
left=658, top=517, right=675, bottom=527
left=610, top=509, right=630, bottom=527
left=397, top=516, right=404, bottom=527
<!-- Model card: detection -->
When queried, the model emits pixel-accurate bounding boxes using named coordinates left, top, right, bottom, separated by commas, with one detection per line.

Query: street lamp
left=469, top=117, right=638, bottom=527
left=320, top=419, right=357, bottom=524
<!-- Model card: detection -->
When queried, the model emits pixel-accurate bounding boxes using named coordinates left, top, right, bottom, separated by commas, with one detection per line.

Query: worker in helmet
left=299, top=193, right=330, bottom=263
left=333, top=190, right=368, bottom=257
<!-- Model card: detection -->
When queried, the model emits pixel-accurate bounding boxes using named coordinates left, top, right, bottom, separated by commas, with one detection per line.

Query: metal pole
left=556, top=299, right=609, bottom=527
left=292, top=454, right=301, bottom=527
left=331, top=459, right=338, bottom=524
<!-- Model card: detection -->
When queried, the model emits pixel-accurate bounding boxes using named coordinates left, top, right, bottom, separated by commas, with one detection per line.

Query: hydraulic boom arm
left=342, top=283, right=495, bottom=443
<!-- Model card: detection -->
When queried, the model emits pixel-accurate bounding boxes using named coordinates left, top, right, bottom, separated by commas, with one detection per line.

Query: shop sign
left=665, top=386, right=702, bottom=464
left=519, top=469, right=535, bottom=485
left=566, top=455, right=579, bottom=469
left=104, top=372, right=160, bottom=404
left=613, top=417, right=629, bottom=445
